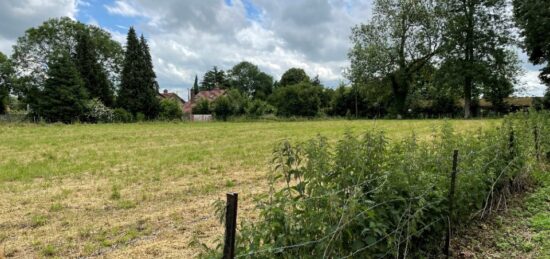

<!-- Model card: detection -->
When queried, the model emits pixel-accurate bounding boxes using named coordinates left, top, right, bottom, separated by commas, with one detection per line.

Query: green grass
left=0, top=119, right=500, bottom=258
left=454, top=168, right=550, bottom=258
left=0, top=119, right=498, bottom=182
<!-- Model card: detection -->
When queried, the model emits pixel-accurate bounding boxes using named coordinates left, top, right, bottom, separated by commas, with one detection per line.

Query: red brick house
left=183, top=88, right=226, bottom=114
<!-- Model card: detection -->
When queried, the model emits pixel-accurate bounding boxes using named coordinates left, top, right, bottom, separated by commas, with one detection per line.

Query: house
left=458, top=97, right=536, bottom=111
left=182, top=88, right=226, bottom=114
left=158, top=89, right=186, bottom=111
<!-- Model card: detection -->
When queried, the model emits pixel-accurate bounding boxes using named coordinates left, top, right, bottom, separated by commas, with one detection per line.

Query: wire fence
left=216, top=114, right=548, bottom=259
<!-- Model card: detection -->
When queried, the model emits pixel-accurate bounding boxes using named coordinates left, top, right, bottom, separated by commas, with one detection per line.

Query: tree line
left=0, top=0, right=549, bottom=122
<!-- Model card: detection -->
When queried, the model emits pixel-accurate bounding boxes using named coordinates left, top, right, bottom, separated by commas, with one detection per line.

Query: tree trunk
left=464, top=76, right=472, bottom=119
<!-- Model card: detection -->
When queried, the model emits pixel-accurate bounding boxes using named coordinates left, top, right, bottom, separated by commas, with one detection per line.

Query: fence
left=212, top=112, right=548, bottom=259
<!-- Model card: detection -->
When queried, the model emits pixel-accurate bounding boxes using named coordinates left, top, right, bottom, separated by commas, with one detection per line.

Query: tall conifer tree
left=75, top=31, right=114, bottom=107
left=36, top=51, right=88, bottom=123
left=118, top=27, right=160, bottom=118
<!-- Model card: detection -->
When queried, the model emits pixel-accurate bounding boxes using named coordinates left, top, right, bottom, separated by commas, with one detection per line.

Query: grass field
left=0, top=119, right=499, bottom=258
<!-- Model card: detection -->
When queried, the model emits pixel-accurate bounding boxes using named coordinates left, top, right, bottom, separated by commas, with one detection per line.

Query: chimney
left=163, top=89, right=168, bottom=94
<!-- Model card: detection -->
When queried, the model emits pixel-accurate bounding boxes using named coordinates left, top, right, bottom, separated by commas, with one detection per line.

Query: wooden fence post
left=223, top=192, right=238, bottom=259
left=445, top=150, right=459, bottom=258
left=534, top=125, right=540, bottom=161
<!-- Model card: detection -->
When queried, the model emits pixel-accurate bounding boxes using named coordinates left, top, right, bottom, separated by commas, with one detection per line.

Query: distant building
left=158, top=89, right=186, bottom=111
left=183, top=88, right=226, bottom=114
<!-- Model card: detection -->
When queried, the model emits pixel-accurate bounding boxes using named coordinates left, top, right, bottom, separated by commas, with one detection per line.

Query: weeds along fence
left=204, top=111, right=550, bottom=259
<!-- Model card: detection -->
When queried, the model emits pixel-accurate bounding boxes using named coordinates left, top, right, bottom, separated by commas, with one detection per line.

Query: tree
left=348, top=0, right=443, bottom=116
left=269, top=82, right=321, bottom=117
left=0, top=52, right=14, bottom=114
left=212, top=95, right=232, bottom=121
left=117, top=28, right=159, bottom=119
left=279, top=68, right=310, bottom=87
left=441, top=0, right=518, bottom=117
left=192, top=74, right=199, bottom=96
left=228, top=61, right=273, bottom=99
left=159, top=99, right=183, bottom=120
left=348, top=0, right=441, bottom=114
left=35, top=51, right=88, bottom=123
left=201, top=66, right=229, bottom=90
left=138, top=35, right=161, bottom=117
left=11, top=17, right=123, bottom=92
left=74, top=31, right=114, bottom=107
left=514, top=0, right=550, bottom=99
left=192, top=98, right=211, bottom=114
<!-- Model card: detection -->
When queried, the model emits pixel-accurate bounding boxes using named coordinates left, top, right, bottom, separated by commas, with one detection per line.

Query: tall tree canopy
left=514, top=0, right=550, bottom=104
left=11, top=17, right=123, bottom=92
left=0, top=52, right=14, bottom=114
left=74, top=31, right=114, bottom=107
left=348, top=0, right=443, bottom=116
left=228, top=61, right=273, bottom=99
left=440, top=0, right=518, bottom=117
left=201, top=66, right=229, bottom=90
left=117, top=27, right=160, bottom=118
left=35, top=51, right=88, bottom=123
left=279, top=68, right=310, bottom=87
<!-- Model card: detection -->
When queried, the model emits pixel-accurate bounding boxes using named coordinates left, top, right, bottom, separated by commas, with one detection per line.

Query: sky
left=0, top=0, right=546, bottom=99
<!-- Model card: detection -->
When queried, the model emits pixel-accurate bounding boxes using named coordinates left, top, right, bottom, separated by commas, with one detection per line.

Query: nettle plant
left=203, top=111, right=548, bottom=259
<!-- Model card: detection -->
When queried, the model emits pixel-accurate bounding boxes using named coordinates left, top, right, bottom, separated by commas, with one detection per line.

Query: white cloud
left=516, top=71, right=546, bottom=97
left=104, top=0, right=142, bottom=17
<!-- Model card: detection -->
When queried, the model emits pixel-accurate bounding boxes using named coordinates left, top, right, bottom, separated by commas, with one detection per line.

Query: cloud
left=104, top=1, right=142, bottom=17
left=0, top=0, right=79, bottom=54
left=517, top=70, right=546, bottom=97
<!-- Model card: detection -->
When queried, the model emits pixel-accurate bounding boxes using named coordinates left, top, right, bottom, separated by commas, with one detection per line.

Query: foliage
left=0, top=52, right=14, bottom=114
left=212, top=96, right=232, bottom=121
left=246, top=99, right=276, bottom=118
left=84, top=98, right=114, bottom=123
left=192, top=98, right=211, bottom=114
left=159, top=99, right=183, bottom=120
left=117, top=27, right=160, bottom=119
left=205, top=111, right=549, bottom=258
left=440, top=0, right=518, bottom=117
left=11, top=17, right=123, bottom=92
left=269, top=82, right=322, bottom=117
left=193, top=74, right=200, bottom=96
left=74, top=30, right=115, bottom=107
left=34, top=51, right=88, bottom=123
left=228, top=61, right=273, bottom=100
left=348, top=0, right=443, bottom=116
left=201, top=66, right=229, bottom=90
left=513, top=0, right=550, bottom=87
left=113, top=108, right=133, bottom=123
left=279, top=68, right=310, bottom=87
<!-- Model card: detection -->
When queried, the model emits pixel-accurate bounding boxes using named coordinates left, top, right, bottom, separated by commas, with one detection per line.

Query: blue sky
left=0, top=0, right=546, bottom=99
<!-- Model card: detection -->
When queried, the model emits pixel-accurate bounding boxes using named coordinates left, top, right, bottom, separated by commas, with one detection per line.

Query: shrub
left=113, top=108, right=132, bottom=123
left=135, top=112, right=145, bottom=122
left=84, top=98, right=114, bottom=123
left=246, top=99, right=276, bottom=117
left=159, top=99, right=183, bottom=120
left=204, top=111, right=549, bottom=258
left=212, top=96, right=232, bottom=121
left=192, top=98, right=211, bottom=114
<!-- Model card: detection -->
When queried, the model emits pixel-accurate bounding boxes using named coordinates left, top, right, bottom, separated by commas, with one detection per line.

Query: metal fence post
left=223, top=192, right=238, bottom=259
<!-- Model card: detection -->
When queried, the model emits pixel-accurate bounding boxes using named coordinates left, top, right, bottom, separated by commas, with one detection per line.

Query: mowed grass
left=0, top=119, right=498, bottom=258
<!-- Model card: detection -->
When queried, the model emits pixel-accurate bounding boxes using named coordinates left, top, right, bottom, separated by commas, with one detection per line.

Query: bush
left=192, top=98, right=211, bottom=114
left=269, top=82, right=322, bottom=117
left=212, top=96, right=232, bottom=121
left=84, top=98, right=114, bottom=123
left=135, top=112, right=145, bottom=122
left=113, top=108, right=132, bottom=123
left=204, top=111, right=549, bottom=258
left=246, top=99, right=276, bottom=117
left=159, top=99, right=183, bottom=120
